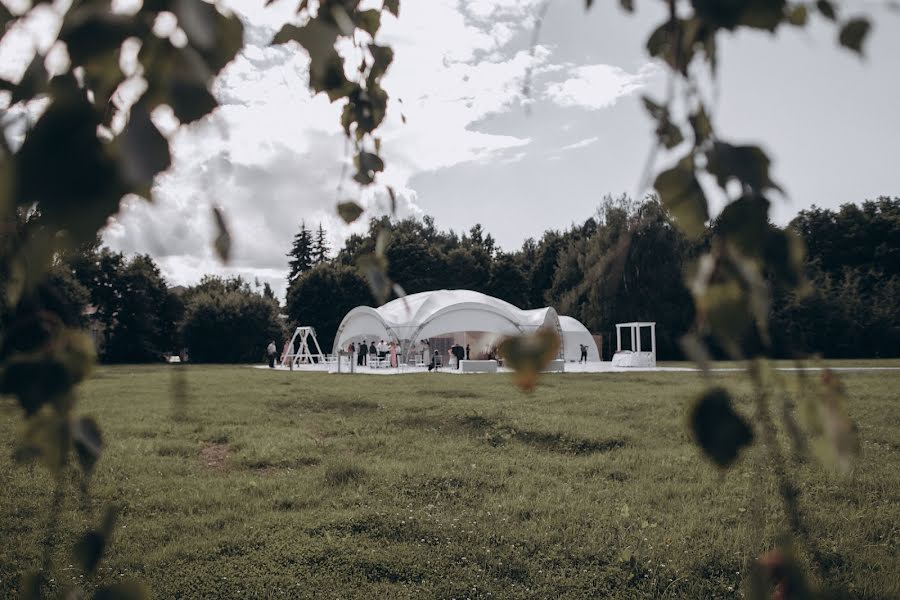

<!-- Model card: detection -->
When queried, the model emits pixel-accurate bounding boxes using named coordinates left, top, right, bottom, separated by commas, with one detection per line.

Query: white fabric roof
left=559, top=316, right=601, bottom=362
left=332, top=289, right=561, bottom=355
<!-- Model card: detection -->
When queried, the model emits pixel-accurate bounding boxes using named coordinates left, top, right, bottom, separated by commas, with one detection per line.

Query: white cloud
left=105, top=0, right=552, bottom=298
left=545, top=63, right=658, bottom=110
left=558, top=136, right=600, bottom=152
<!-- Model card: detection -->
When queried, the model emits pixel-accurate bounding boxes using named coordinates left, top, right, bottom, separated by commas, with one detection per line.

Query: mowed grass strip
left=1, top=364, right=898, bottom=599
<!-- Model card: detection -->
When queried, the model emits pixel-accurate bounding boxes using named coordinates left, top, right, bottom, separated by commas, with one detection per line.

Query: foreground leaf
left=337, top=201, right=364, bottom=224
left=357, top=254, right=392, bottom=304
left=73, top=416, right=103, bottom=475
left=690, top=387, right=754, bottom=468
left=74, top=505, right=119, bottom=574
left=93, top=581, right=150, bottom=600
left=499, top=329, right=561, bottom=391
left=119, top=104, right=171, bottom=196
left=212, top=206, right=231, bottom=263
left=653, top=158, right=708, bottom=238
left=838, top=18, right=871, bottom=55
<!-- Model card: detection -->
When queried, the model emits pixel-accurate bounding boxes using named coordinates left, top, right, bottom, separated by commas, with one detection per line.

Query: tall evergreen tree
left=287, top=221, right=314, bottom=285
left=312, top=223, right=330, bottom=265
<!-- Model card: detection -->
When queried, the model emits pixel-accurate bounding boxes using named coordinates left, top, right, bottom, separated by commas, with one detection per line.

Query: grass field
left=1, top=364, right=898, bottom=599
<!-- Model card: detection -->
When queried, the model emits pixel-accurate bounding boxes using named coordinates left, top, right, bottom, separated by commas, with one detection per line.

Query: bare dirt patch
left=200, top=442, right=230, bottom=470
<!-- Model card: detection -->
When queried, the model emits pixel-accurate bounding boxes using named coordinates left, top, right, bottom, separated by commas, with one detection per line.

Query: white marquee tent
left=333, top=290, right=595, bottom=360
left=558, top=316, right=601, bottom=362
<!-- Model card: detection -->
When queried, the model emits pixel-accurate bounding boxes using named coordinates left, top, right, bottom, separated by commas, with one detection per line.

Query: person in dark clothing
left=428, top=349, right=440, bottom=371
left=369, top=341, right=377, bottom=365
left=358, top=341, right=366, bottom=366
left=579, top=343, right=588, bottom=363
left=465, top=344, right=470, bottom=360
left=266, top=340, right=277, bottom=368
left=451, top=345, right=465, bottom=369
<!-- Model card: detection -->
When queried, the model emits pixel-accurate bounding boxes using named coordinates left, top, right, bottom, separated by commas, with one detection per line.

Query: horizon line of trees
left=24, top=195, right=899, bottom=363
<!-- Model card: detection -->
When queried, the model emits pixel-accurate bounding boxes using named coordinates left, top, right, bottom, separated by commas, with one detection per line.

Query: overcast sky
left=3, top=0, right=898, bottom=298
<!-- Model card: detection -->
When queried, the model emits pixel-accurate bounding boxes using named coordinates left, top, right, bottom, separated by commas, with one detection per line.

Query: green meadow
left=1, top=364, right=898, bottom=599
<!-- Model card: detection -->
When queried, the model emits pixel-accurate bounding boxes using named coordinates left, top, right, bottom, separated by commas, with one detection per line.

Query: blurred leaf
left=174, top=0, right=219, bottom=50
left=763, top=227, right=807, bottom=291
left=353, top=151, right=384, bottom=185
left=654, top=158, right=708, bottom=238
left=337, top=201, right=364, bottom=224
left=698, top=278, right=752, bottom=340
left=838, top=18, right=871, bottom=55
left=657, top=119, right=684, bottom=149
left=189, top=3, right=243, bottom=75
left=801, top=370, right=860, bottom=473
left=20, top=406, right=71, bottom=471
left=816, top=0, right=836, bottom=20
left=820, top=370, right=860, bottom=470
left=74, top=531, right=106, bottom=574
left=74, top=505, right=118, bottom=574
left=272, top=18, right=351, bottom=101
left=499, top=329, right=561, bottom=391
left=15, top=90, right=123, bottom=242
left=717, top=194, right=770, bottom=256
left=375, top=228, right=390, bottom=257
left=641, top=95, right=665, bottom=120
left=689, top=105, right=712, bottom=144
left=11, top=55, right=48, bottom=104
left=383, top=0, right=399, bottom=17
left=60, top=8, right=141, bottom=65
left=18, top=571, right=44, bottom=600
left=119, top=104, right=171, bottom=196
left=787, top=4, right=808, bottom=26
left=93, top=581, right=150, bottom=600
left=1, top=316, right=93, bottom=416
left=141, top=41, right=217, bottom=124
left=358, top=254, right=391, bottom=304
left=212, top=206, right=231, bottom=263
left=643, top=96, right=683, bottom=149
left=691, top=0, right=785, bottom=31
left=690, top=387, right=754, bottom=468
left=73, top=416, right=103, bottom=475
left=355, top=9, right=381, bottom=37
left=169, top=79, right=218, bottom=124
left=368, top=44, right=393, bottom=84
left=752, top=546, right=812, bottom=599
left=386, top=185, right=397, bottom=215
left=706, top=142, right=780, bottom=193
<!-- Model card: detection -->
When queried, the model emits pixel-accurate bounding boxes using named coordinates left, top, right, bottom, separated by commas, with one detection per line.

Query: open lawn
left=1, top=364, right=899, bottom=599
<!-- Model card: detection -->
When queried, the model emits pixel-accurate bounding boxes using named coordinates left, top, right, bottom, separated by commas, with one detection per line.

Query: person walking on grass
left=267, top=340, right=277, bottom=368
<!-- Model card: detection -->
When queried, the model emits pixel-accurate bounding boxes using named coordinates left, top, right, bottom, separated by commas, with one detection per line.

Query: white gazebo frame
left=611, top=322, right=656, bottom=367
left=281, top=326, right=325, bottom=367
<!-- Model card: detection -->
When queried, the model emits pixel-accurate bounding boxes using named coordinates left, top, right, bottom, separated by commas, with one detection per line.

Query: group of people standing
left=349, top=339, right=398, bottom=368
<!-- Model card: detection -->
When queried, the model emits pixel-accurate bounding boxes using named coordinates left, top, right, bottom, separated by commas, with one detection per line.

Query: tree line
left=19, top=196, right=897, bottom=363
left=287, top=195, right=899, bottom=359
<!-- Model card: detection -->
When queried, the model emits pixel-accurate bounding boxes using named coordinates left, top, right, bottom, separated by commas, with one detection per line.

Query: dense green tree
left=311, top=223, right=330, bottom=265
left=486, top=252, right=530, bottom=308
left=103, top=255, right=172, bottom=363
left=445, top=247, right=490, bottom=292
left=287, top=221, right=314, bottom=286
left=286, top=263, right=372, bottom=352
left=181, top=276, right=283, bottom=363
left=550, top=197, right=695, bottom=359
left=770, top=198, right=900, bottom=358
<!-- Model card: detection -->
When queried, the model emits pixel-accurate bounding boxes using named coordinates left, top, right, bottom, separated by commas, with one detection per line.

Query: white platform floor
left=256, top=362, right=900, bottom=375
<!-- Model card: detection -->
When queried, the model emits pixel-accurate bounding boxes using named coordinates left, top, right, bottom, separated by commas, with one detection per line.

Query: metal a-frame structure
left=281, top=326, right=325, bottom=367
